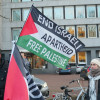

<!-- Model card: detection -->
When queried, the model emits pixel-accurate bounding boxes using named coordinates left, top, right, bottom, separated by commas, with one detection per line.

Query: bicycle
left=52, top=78, right=87, bottom=100
left=52, top=81, right=73, bottom=100
left=69, top=78, right=87, bottom=100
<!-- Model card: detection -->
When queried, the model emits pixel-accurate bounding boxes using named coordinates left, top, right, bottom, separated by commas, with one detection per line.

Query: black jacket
left=0, top=59, right=9, bottom=100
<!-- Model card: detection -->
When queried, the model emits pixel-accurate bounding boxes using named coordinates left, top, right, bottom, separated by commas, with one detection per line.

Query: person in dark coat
left=0, top=53, right=9, bottom=100
left=87, top=58, right=100, bottom=100
left=21, top=52, right=31, bottom=73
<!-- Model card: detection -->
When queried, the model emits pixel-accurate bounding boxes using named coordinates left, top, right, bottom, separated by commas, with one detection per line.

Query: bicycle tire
left=53, top=97, right=62, bottom=100
left=63, top=96, right=72, bottom=100
left=54, top=95, right=72, bottom=100
left=67, top=97, right=72, bottom=100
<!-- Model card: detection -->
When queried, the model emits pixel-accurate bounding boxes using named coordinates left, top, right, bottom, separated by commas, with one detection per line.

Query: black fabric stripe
left=13, top=44, right=26, bottom=77
left=30, top=96, right=44, bottom=100
left=30, top=5, right=85, bottom=51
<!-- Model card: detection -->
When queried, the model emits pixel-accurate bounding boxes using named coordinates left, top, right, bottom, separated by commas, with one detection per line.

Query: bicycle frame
left=52, top=85, right=73, bottom=100
left=76, top=79, right=87, bottom=100
left=52, top=78, right=86, bottom=100
left=76, top=89, right=84, bottom=100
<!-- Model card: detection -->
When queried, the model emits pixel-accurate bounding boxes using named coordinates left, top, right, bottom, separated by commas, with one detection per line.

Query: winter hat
left=91, top=58, right=100, bottom=67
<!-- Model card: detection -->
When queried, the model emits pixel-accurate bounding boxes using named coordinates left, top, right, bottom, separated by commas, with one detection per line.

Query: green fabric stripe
left=17, top=35, right=70, bottom=69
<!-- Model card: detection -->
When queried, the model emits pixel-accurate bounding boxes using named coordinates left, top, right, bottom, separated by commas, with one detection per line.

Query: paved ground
left=34, top=74, right=88, bottom=99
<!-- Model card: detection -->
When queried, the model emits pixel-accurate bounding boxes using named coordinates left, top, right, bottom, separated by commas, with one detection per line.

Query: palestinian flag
left=4, top=43, right=44, bottom=100
left=17, top=5, right=85, bottom=69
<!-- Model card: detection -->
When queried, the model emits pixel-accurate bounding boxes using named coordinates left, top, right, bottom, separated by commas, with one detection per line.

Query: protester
left=0, top=52, right=9, bottom=100
left=21, top=52, right=31, bottom=73
left=87, top=58, right=100, bottom=100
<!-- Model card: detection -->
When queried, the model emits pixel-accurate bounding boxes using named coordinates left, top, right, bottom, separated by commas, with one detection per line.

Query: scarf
left=90, top=68, right=100, bottom=77
left=88, top=68, right=100, bottom=100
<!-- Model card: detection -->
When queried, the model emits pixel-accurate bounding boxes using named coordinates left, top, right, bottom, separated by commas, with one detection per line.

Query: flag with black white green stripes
left=17, top=5, right=85, bottom=69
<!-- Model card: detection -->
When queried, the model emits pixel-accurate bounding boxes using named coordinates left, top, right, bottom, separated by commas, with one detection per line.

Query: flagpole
left=10, top=41, right=16, bottom=62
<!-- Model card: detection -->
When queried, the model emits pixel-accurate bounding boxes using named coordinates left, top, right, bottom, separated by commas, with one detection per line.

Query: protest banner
left=17, top=5, right=85, bottom=69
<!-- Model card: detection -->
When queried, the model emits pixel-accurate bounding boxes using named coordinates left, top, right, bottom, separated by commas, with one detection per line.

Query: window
left=22, top=0, right=31, bottom=2
left=76, top=6, right=85, bottom=18
left=87, top=5, right=96, bottom=18
left=98, top=25, right=100, bottom=37
left=22, top=9, right=30, bottom=21
left=78, top=52, right=86, bottom=64
left=77, top=26, right=86, bottom=38
left=12, top=28, right=21, bottom=42
left=33, top=55, right=46, bottom=69
left=97, top=5, right=100, bottom=18
left=54, top=7, right=63, bottom=19
left=12, top=9, right=21, bottom=21
left=23, top=54, right=47, bottom=69
left=12, top=0, right=20, bottom=2
left=65, top=6, right=74, bottom=19
left=37, top=8, right=42, bottom=13
left=69, top=54, right=76, bottom=63
left=65, top=26, right=75, bottom=36
left=43, top=7, right=53, bottom=20
left=87, top=25, right=97, bottom=38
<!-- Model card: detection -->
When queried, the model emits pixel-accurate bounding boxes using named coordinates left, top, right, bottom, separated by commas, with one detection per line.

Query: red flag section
left=19, top=13, right=38, bottom=37
left=4, top=45, right=29, bottom=100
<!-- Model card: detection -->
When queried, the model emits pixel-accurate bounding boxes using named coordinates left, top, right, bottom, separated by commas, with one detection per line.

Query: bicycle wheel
left=67, top=97, right=72, bottom=100
left=53, top=97, right=58, bottom=100
left=63, top=96, right=72, bottom=100
left=68, top=97, right=72, bottom=100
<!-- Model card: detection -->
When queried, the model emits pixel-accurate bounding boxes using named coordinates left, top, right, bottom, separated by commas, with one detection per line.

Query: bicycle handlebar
left=69, top=80, right=75, bottom=83
left=60, top=86, right=73, bottom=93
left=60, top=78, right=84, bottom=93
left=69, top=78, right=84, bottom=84
left=60, top=78, right=83, bottom=90
left=56, top=78, right=85, bottom=100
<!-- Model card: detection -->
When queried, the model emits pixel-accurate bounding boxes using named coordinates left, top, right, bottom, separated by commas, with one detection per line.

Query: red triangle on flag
left=20, top=13, right=38, bottom=37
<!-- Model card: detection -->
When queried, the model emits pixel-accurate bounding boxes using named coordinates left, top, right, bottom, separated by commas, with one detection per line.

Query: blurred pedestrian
left=21, top=52, right=31, bottom=73
left=0, top=52, right=9, bottom=100
left=87, top=58, right=100, bottom=100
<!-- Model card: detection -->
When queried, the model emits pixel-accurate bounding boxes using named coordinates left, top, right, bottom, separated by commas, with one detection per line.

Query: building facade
left=1, top=0, right=100, bottom=73
left=0, top=0, right=2, bottom=50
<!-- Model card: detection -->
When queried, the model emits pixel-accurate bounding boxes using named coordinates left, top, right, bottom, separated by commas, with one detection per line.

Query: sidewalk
left=34, top=74, right=88, bottom=99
